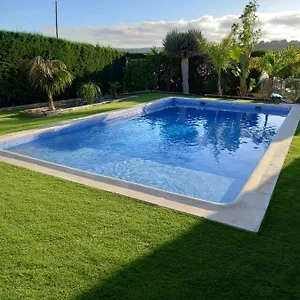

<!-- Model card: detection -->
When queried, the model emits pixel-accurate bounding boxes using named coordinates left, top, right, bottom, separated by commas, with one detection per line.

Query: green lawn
left=1, top=93, right=300, bottom=299
left=0, top=93, right=173, bottom=136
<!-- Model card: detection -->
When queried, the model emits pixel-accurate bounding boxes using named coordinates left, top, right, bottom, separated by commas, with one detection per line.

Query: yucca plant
left=77, top=82, right=102, bottom=104
left=163, top=30, right=203, bottom=94
left=27, top=56, right=73, bottom=111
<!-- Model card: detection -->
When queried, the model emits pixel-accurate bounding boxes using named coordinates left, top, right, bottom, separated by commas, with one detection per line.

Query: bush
left=77, top=82, right=102, bottom=104
left=108, top=81, right=122, bottom=97
left=123, top=59, right=157, bottom=92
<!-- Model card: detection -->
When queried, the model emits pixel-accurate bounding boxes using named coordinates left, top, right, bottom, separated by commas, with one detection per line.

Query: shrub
left=77, top=82, right=101, bottom=104
left=123, top=59, right=157, bottom=92
left=108, top=81, right=122, bottom=97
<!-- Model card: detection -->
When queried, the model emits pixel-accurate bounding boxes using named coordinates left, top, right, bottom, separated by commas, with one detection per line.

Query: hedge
left=0, top=30, right=265, bottom=108
left=0, top=30, right=124, bottom=107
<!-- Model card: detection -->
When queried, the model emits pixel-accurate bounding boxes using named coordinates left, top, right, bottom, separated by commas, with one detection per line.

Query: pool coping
left=1, top=97, right=299, bottom=232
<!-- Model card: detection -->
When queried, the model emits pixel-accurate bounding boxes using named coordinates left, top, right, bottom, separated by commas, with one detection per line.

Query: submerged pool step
left=16, top=146, right=238, bottom=203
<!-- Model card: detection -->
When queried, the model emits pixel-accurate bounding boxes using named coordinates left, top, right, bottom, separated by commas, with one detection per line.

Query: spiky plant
left=163, top=30, right=203, bottom=94
left=27, top=56, right=73, bottom=111
left=77, top=82, right=102, bottom=104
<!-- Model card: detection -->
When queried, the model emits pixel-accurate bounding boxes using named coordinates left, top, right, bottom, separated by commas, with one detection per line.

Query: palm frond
left=27, top=56, right=73, bottom=105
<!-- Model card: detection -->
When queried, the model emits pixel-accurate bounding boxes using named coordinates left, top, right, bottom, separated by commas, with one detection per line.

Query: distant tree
left=27, top=56, right=73, bottom=111
left=77, top=82, right=101, bottom=104
left=163, top=30, right=204, bottom=94
left=230, top=0, right=262, bottom=96
left=204, top=35, right=233, bottom=95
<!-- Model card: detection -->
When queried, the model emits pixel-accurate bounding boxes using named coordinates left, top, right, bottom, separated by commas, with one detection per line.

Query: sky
left=1, top=0, right=300, bottom=48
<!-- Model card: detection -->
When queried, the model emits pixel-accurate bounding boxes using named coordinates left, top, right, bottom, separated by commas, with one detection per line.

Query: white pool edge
left=1, top=98, right=299, bottom=232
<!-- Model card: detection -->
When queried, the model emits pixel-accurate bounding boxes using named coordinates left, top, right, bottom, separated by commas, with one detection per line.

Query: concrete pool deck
left=1, top=98, right=299, bottom=232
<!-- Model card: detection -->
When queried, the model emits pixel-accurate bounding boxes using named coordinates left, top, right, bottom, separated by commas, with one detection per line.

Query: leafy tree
left=230, top=0, right=261, bottom=96
left=163, top=30, right=203, bottom=94
left=204, top=35, right=233, bottom=95
left=77, top=82, right=101, bottom=104
left=27, top=56, right=73, bottom=111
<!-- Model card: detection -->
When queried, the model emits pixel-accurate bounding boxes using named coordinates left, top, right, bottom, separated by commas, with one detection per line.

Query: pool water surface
left=0, top=100, right=288, bottom=203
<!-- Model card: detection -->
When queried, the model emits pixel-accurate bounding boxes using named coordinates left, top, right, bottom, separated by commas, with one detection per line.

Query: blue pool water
left=1, top=100, right=288, bottom=203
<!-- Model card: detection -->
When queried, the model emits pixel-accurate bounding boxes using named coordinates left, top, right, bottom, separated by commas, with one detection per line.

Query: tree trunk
left=48, top=94, right=56, bottom=111
left=239, top=73, right=248, bottom=97
left=217, top=70, right=222, bottom=96
left=267, top=77, right=274, bottom=99
left=181, top=57, right=189, bottom=94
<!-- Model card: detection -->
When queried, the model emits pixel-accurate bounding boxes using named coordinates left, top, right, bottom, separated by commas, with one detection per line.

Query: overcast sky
left=1, top=0, right=300, bottom=48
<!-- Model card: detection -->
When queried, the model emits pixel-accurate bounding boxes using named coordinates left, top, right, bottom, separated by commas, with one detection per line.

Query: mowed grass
left=0, top=93, right=300, bottom=299
left=0, top=93, right=177, bottom=136
left=0, top=92, right=275, bottom=136
left=1, top=126, right=300, bottom=299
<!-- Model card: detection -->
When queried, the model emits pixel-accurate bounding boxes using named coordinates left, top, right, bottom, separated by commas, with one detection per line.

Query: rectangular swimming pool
left=0, top=97, right=290, bottom=205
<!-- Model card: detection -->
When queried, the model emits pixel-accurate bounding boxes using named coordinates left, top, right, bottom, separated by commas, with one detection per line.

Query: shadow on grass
left=75, top=156, right=300, bottom=300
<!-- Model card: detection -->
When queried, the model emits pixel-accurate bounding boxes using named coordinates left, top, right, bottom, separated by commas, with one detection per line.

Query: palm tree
left=163, top=30, right=203, bottom=94
left=77, top=82, right=102, bottom=104
left=27, top=56, right=73, bottom=111
left=230, top=46, right=251, bottom=97
left=251, top=46, right=300, bottom=98
left=204, top=36, right=233, bottom=95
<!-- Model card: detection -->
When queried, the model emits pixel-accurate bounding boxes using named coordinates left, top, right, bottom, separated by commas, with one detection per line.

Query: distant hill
left=254, top=40, right=300, bottom=50
left=116, top=40, right=300, bottom=53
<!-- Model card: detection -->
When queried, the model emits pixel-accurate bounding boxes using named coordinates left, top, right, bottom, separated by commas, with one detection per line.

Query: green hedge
left=0, top=30, right=266, bottom=108
left=123, top=58, right=157, bottom=91
left=0, top=30, right=124, bottom=107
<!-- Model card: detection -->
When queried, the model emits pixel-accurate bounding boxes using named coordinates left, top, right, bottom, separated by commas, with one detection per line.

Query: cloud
left=42, top=11, right=300, bottom=48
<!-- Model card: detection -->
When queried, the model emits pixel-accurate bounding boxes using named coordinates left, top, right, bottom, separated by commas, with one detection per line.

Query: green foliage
left=231, top=0, right=261, bottom=52
left=205, top=36, right=233, bottom=71
left=230, top=46, right=251, bottom=96
left=251, top=46, right=300, bottom=97
left=0, top=30, right=123, bottom=107
left=27, top=56, right=73, bottom=110
left=285, top=79, right=300, bottom=102
left=252, top=46, right=300, bottom=79
left=248, top=78, right=257, bottom=92
left=163, top=30, right=204, bottom=58
left=163, top=30, right=204, bottom=94
left=123, top=59, right=157, bottom=92
left=230, top=0, right=261, bottom=96
left=77, top=82, right=102, bottom=104
left=204, top=35, right=233, bottom=95
left=108, top=81, right=122, bottom=97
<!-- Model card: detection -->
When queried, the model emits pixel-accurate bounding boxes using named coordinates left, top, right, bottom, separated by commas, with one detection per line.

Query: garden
left=1, top=1, right=300, bottom=114
left=1, top=0, right=300, bottom=299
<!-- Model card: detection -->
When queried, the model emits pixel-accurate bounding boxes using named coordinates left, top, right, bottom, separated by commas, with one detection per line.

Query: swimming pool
left=0, top=97, right=289, bottom=204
